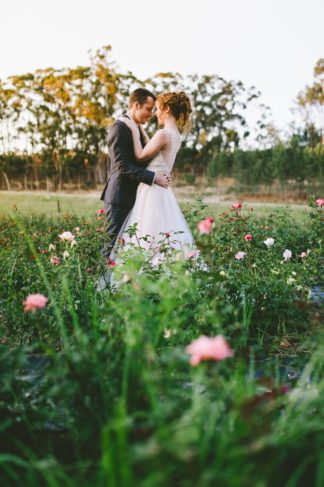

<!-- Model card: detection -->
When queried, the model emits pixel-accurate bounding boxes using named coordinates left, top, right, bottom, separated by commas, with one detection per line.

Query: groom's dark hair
left=128, top=88, right=156, bottom=108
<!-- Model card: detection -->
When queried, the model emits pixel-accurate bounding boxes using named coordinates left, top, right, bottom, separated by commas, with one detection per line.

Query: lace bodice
left=147, top=128, right=181, bottom=173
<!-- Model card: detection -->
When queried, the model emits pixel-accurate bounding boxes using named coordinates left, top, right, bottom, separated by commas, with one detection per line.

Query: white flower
left=63, top=251, right=70, bottom=259
left=283, top=249, right=292, bottom=261
left=151, top=254, right=165, bottom=267
left=59, top=231, right=75, bottom=242
left=264, top=238, right=275, bottom=248
left=121, top=272, right=132, bottom=284
left=48, top=244, right=55, bottom=251
left=287, top=277, right=295, bottom=285
left=219, top=270, right=227, bottom=277
left=70, top=239, right=77, bottom=247
left=291, top=271, right=297, bottom=276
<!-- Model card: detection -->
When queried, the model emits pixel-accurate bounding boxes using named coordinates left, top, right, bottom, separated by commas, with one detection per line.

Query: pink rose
left=59, top=231, right=75, bottom=241
left=97, top=208, right=105, bottom=215
left=185, top=249, right=200, bottom=259
left=186, top=335, right=233, bottom=366
left=232, top=203, right=242, bottom=210
left=197, top=218, right=213, bottom=235
left=50, top=256, right=60, bottom=265
left=235, top=251, right=246, bottom=260
left=244, top=234, right=252, bottom=241
left=24, top=294, right=48, bottom=312
left=107, top=258, right=116, bottom=268
left=316, top=198, right=324, bottom=207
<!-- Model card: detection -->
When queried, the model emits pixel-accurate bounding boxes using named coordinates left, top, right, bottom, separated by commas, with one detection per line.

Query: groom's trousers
left=101, top=203, right=131, bottom=258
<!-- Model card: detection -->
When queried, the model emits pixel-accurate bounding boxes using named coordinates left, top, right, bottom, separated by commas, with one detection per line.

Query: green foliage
left=0, top=201, right=323, bottom=486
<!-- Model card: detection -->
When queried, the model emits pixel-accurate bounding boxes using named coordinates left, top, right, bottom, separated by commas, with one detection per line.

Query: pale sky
left=1, top=0, right=323, bottom=131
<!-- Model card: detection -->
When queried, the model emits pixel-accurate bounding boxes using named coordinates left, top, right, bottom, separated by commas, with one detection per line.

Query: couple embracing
left=100, top=88, right=194, bottom=268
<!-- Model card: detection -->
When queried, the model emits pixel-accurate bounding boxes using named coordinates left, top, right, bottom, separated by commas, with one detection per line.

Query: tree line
left=0, top=46, right=323, bottom=192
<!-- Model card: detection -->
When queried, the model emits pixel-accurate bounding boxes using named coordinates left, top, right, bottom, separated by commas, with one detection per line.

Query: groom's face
left=133, top=96, right=155, bottom=124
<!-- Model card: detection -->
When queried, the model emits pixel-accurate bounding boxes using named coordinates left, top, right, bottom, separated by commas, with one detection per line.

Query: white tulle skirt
left=119, top=182, right=194, bottom=254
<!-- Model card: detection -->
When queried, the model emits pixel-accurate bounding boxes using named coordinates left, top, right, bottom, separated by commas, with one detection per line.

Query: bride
left=115, top=91, right=194, bottom=262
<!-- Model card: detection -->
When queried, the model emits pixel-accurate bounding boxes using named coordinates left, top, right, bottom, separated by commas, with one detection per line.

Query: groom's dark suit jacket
left=100, top=119, right=155, bottom=208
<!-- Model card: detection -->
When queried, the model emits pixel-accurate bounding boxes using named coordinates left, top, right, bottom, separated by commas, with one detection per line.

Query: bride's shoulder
left=152, top=128, right=171, bottom=143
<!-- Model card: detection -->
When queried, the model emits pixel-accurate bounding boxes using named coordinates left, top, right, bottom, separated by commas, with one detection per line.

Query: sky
left=1, top=0, right=323, bottom=131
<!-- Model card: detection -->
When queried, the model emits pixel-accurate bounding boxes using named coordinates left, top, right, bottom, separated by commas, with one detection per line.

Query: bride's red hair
left=156, top=91, right=192, bottom=132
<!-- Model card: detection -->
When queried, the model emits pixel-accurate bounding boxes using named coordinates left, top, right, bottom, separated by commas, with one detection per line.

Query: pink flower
left=235, top=251, right=246, bottom=260
left=316, top=198, right=324, bottom=206
left=185, top=249, right=200, bottom=259
left=97, top=208, right=105, bottom=215
left=50, top=256, right=60, bottom=265
left=107, top=258, right=116, bottom=268
left=24, top=294, right=48, bottom=312
left=186, top=335, right=233, bottom=366
left=300, top=251, right=307, bottom=259
left=59, top=231, right=75, bottom=242
left=197, top=217, right=213, bottom=235
left=244, top=234, right=252, bottom=241
left=232, top=203, right=242, bottom=210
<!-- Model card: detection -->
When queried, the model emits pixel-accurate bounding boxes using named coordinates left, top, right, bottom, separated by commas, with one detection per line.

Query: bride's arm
left=120, top=117, right=169, bottom=162
left=133, top=129, right=169, bottom=162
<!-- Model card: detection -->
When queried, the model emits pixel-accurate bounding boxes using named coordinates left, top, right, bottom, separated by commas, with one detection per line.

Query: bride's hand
left=119, top=116, right=138, bottom=133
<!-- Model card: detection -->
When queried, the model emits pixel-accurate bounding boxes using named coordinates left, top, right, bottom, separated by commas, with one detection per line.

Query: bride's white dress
left=117, top=127, right=194, bottom=257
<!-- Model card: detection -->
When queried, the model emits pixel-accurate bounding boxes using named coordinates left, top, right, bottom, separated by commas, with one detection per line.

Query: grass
left=0, top=190, right=310, bottom=221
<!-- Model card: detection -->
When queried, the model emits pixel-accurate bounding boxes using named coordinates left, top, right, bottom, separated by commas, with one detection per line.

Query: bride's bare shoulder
left=152, top=128, right=171, bottom=144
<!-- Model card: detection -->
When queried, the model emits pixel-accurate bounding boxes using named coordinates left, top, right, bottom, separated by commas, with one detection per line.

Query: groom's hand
left=155, top=171, right=171, bottom=188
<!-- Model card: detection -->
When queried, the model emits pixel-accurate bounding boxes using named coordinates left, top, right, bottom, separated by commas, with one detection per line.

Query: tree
left=297, top=58, right=324, bottom=144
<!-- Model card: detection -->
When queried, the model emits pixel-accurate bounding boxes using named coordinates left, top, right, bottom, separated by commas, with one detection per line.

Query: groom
left=100, top=88, right=170, bottom=258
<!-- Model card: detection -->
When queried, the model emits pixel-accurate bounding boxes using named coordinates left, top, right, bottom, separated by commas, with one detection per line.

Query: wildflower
left=235, top=251, right=246, bottom=260
left=232, top=203, right=242, bottom=210
left=74, top=227, right=80, bottom=233
left=219, top=270, right=227, bottom=277
left=300, top=251, right=307, bottom=258
left=37, top=248, right=46, bottom=254
left=151, top=254, right=165, bottom=267
left=315, top=198, right=324, bottom=206
left=63, top=251, right=70, bottom=259
left=287, top=277, right=295, bottom=285
left=186, top=335, right=233, bottom=366
left=70, top=239, right=77, bottom=247
left=244, top=234, right=252, bottom=241
left=283, top=249, right=292, bottom=261
left=185, top=249, right=200, bottom=259
left=197, top=217, right=213, bottom=235
left=24, top=294, right=48, bottom=312
left=264, top=238, right=275, bottom=248
left=48, top=244, right=55, bottom=251
left=107, top=258, right=116, bottom=268
left=121, top=272, right=132, bottom=283
left=59, top=231, right=75, bottom=242
left=50, top=256, right=60, bottom=265
left=97, top=208, right=105, bottom=215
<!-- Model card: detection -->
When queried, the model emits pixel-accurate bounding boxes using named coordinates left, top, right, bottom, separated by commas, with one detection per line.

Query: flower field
left=0, top=198, right=323, bottom=486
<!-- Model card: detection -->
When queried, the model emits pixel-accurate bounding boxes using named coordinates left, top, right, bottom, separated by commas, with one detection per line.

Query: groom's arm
left=109, top=123, right=155, bottom=185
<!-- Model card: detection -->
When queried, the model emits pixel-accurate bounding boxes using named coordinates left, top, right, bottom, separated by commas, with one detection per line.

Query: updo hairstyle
left=156, top=91, right=192, bottom=132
